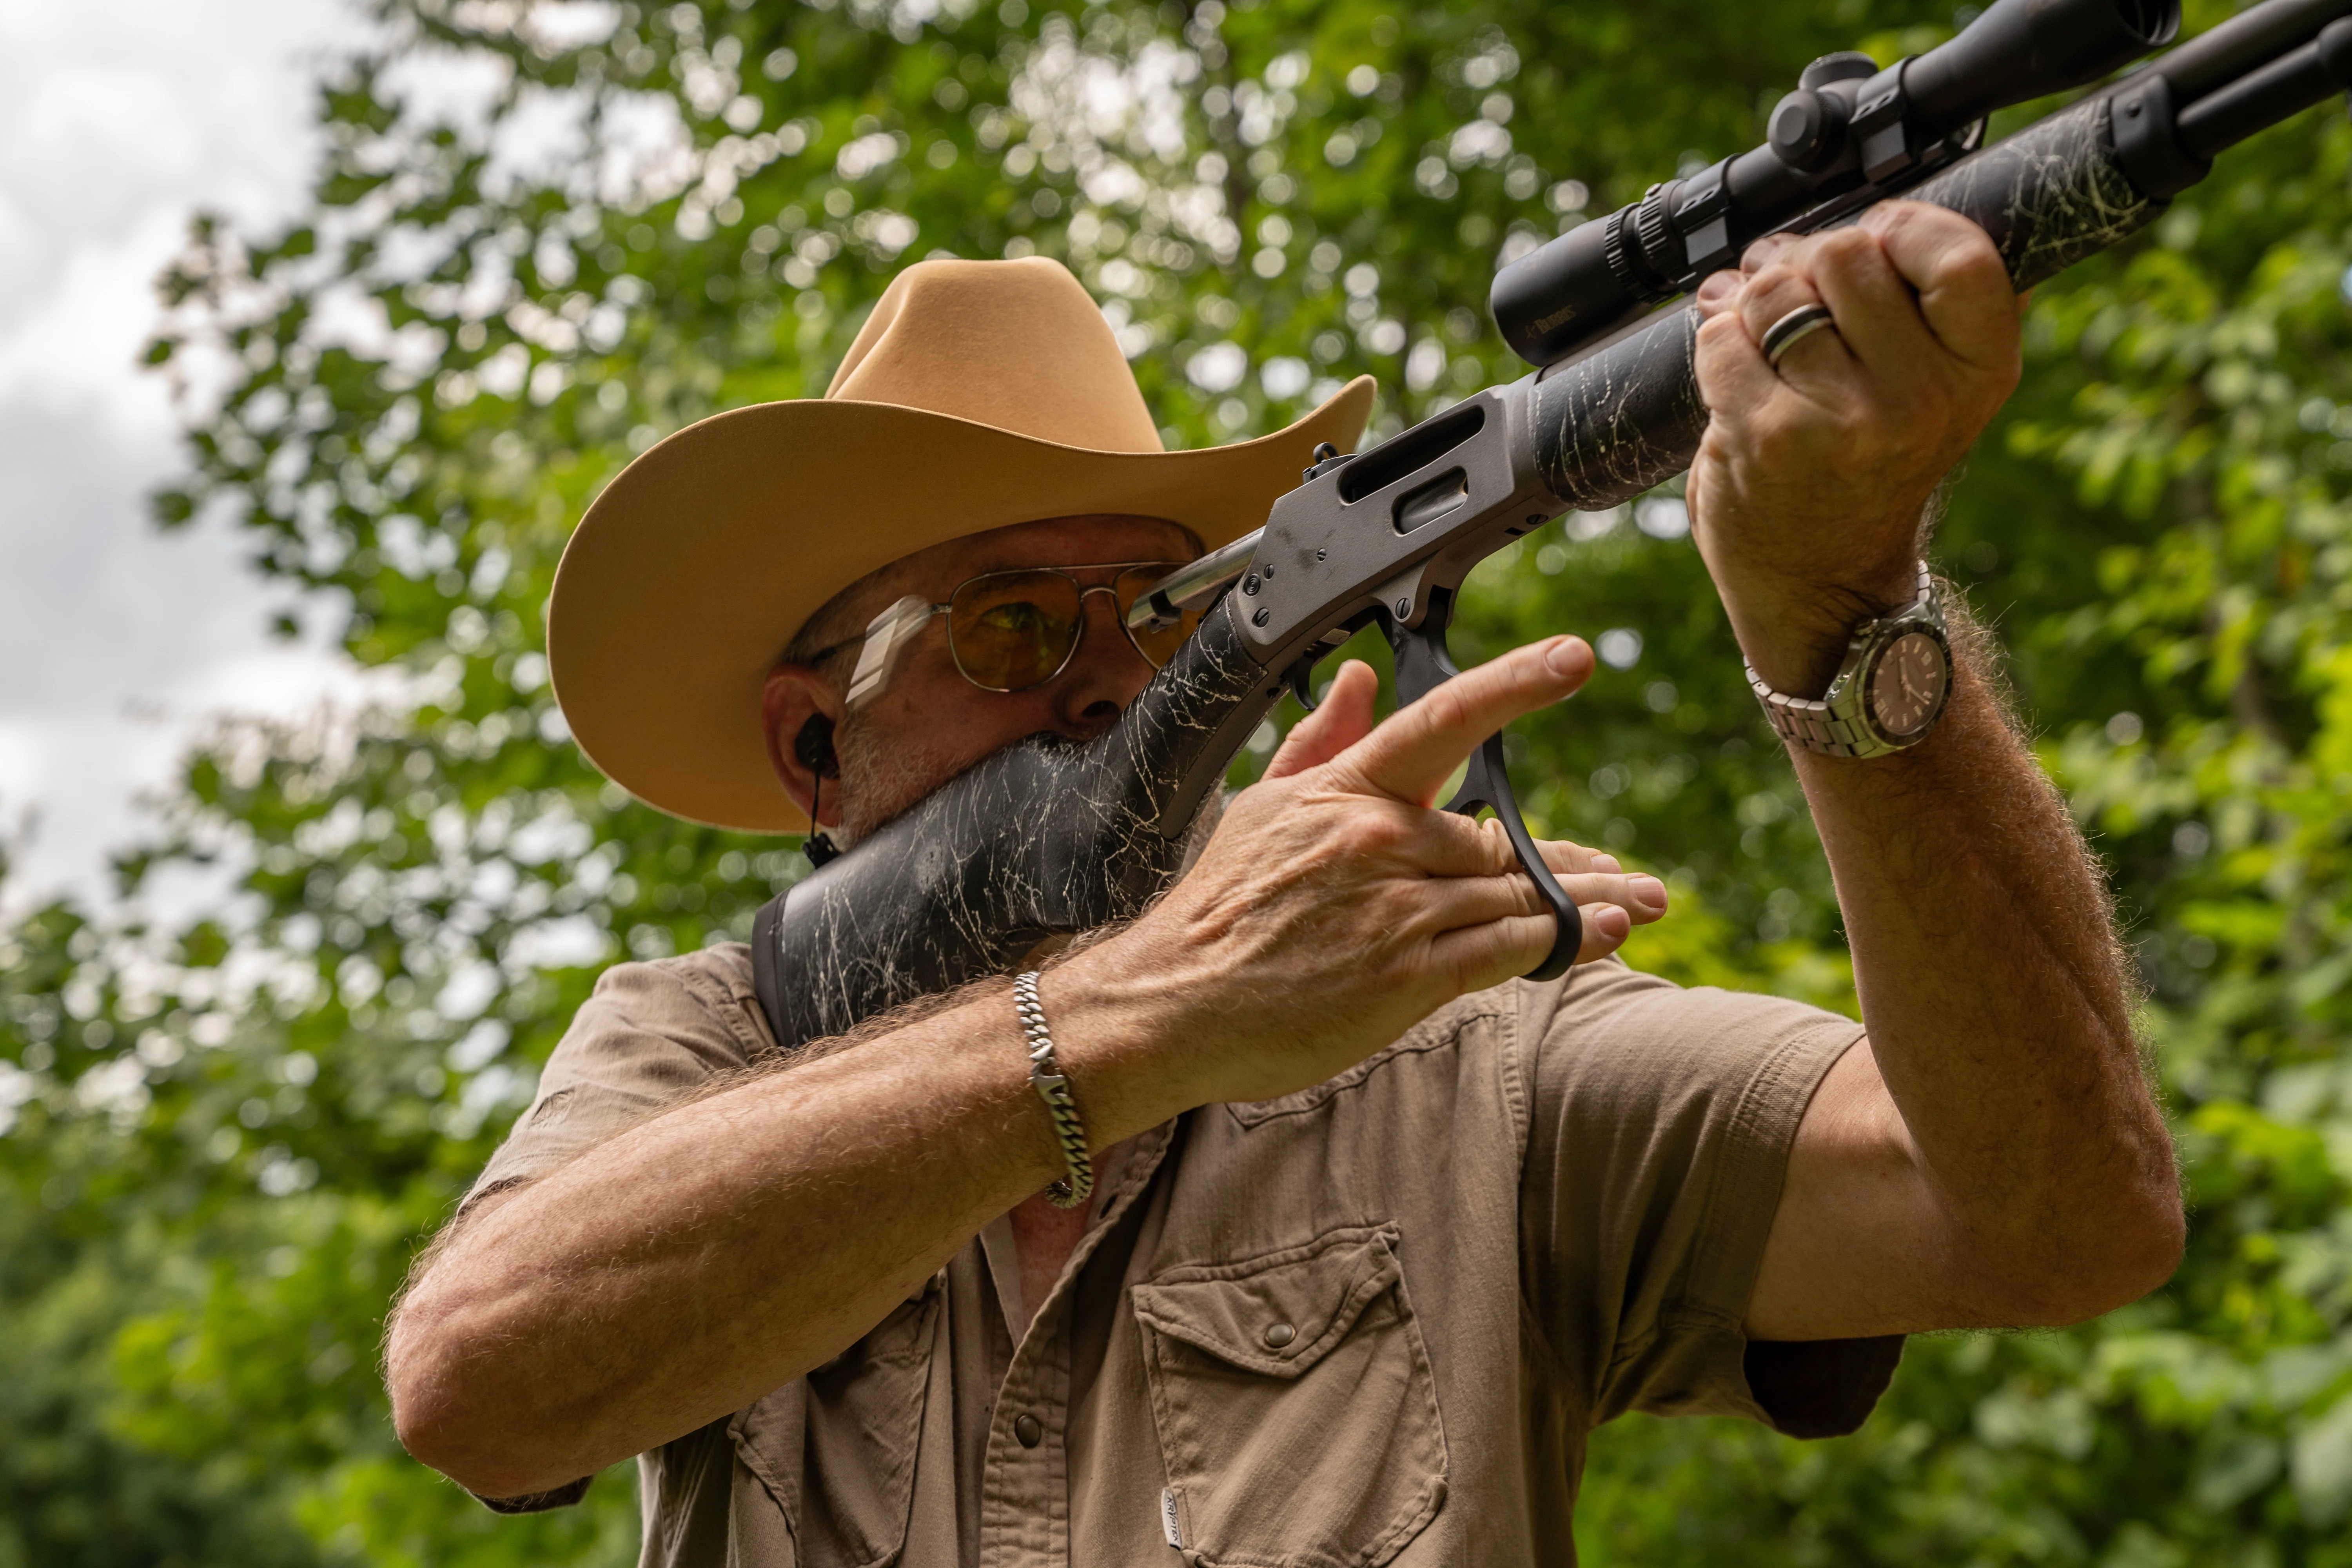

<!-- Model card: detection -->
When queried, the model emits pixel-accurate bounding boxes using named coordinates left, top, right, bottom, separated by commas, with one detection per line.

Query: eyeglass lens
left=944, top=565, right=1201, bottom=692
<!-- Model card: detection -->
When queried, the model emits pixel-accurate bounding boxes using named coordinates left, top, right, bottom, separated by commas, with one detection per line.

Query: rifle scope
left=1491, top=0, right=2180, bottom=367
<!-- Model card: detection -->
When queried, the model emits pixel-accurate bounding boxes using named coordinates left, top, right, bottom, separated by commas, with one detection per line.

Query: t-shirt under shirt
left=465, top=944, right=1899, bottom=1567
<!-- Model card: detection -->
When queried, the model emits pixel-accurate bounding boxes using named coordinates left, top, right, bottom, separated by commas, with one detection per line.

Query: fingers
left=1694, top=267, right=1743, bottom=319
left=1262, top=660, right=1376, bottom=780
left=1732, top=261, right=1856, bottom=385
left=1693, top=305, right=1783, bottom=424
left=1426, top=894, right=1637, bottom=992
left=1407, top=830, right=1665, bottom=978
left=1733, top=228, right=1935, bottom=390
left=1800, top=226, right=1945, bottom=385
left=1521, top=832, right=1670, bottom=924
left=1429, top=912, right=1563, bottom=996
left=1532, top=837, right=1623, bottom=878
left=1387, top=802, right=1523, bottom=880
left=1858, top=202, right=2020, bottom=376
left=1555, top=868, right=1669, bottom=926
left=1413, top=864, right=1552, bottom=932
left=1577, top=903, right=1634, bottom=962
left=1729, top=208, right=2017, bottom=393
left=1332, top=636, right=1592, bottom=806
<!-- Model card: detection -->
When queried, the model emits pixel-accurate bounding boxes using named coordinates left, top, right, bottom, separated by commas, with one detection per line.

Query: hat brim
left=548, top=376, right=1376, bottom=834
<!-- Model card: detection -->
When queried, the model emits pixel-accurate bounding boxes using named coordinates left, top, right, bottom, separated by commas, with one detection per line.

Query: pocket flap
left=1131, top=1225, right=1402, bottom=1379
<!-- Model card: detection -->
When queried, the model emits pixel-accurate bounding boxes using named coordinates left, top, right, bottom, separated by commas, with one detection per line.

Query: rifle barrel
left=2129, top=0, right=2352, bottom=100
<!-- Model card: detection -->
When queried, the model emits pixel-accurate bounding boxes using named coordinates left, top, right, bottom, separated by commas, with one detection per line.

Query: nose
left=1047, top=584, right=1155, bottom=733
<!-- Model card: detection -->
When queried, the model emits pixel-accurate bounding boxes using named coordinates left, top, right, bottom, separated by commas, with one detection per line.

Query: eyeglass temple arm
left=844, top=595, right=943, bottom=710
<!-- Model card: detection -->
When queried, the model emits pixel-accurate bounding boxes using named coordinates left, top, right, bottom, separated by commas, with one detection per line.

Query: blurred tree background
left=2, top=0, right=2349, bottom=1559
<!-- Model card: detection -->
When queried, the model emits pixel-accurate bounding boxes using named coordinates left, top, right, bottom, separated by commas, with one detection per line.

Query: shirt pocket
left=1131, top=1224, right=1447, bottom=1568
left=729, top=1278, right=941, bottom=1568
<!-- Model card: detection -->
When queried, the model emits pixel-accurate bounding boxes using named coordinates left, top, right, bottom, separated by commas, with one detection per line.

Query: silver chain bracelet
left=1013, top=971, right=1094, bottom=1209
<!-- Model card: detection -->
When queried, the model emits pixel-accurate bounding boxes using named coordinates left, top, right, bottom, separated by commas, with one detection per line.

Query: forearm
left=388, top=969, right=1194, bottom=1497
left=1786, top=634, right=2176, bottom=1304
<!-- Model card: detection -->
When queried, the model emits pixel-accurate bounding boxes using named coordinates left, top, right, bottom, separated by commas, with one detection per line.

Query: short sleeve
left=1516, top=957, right=1898, bottom=1437
left=464, top=943, right=774, bottom=1210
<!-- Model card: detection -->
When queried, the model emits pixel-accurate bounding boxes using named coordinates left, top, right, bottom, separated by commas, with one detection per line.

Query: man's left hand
left=1688, top=201, right=2022, bottom=695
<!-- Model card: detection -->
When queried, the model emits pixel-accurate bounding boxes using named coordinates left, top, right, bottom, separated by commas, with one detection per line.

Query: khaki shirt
left=468, top=945, right=1899, bottom=1567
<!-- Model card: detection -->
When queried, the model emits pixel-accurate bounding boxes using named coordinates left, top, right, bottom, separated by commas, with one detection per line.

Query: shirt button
left=1013, top=1413, right=1044, bottom=1448
left=1263, top=1322, right=1296, bottom=1348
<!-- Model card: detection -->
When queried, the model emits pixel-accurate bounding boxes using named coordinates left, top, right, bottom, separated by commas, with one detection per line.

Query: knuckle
left=1418, top=680, right=1474, bottom=736
left=1335, top=810, right=1402, bottom=861
left=1819, top=226, right=1879, bottom=263
left=1744, top=262, right=1804, bottom=299
left=1945, top=232, right=2007, bottom=282
left=1695, top=310, right=1747, bottom=347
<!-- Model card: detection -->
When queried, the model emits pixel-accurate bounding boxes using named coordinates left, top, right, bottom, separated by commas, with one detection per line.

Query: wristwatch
left=1746, top=564, right=1953, bottom=759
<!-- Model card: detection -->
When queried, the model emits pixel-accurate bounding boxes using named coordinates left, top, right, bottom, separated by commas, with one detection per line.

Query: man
left=388, top=211, right=2182, bottom=1566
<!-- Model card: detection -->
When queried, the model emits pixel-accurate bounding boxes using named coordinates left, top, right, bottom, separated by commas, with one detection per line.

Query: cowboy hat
left=548, top=255, right=1375, bottom=834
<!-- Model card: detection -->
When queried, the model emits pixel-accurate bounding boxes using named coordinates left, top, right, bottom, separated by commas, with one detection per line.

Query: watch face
left=1867, top=630, right=1948, bottom=739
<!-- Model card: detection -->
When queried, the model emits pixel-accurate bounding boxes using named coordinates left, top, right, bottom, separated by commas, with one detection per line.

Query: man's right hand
left=1048, top=635, right=1669, bottom=1119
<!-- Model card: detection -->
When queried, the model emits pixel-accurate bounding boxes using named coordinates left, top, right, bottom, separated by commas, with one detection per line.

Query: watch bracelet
left=1745, top=563, right=1945, bottom=760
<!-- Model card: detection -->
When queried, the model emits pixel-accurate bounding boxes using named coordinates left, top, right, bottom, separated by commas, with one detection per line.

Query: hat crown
left=826, top=257, right=1165, bottom=454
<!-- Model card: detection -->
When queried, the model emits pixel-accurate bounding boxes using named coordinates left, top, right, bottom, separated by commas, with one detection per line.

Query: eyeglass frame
left=798, top=559, right=1199, bottom=708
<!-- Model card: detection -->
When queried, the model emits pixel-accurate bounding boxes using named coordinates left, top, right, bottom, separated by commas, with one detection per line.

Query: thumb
left=1262, top=661, right=1377, bottom=780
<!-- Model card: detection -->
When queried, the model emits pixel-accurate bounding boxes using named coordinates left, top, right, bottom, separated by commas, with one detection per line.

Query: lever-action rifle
left=752, top=0, right=2352, bottom=1049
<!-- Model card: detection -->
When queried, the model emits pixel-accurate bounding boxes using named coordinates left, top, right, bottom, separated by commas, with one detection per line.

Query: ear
left=762, top=664, right=847, bottom=828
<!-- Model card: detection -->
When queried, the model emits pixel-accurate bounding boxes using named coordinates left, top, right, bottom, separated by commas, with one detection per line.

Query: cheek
left=867, top=674, right=1057, bottom=763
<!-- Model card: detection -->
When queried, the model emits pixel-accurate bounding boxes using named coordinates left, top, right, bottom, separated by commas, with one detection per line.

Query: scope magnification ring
left=1632, top=185, right=1681, bottom=291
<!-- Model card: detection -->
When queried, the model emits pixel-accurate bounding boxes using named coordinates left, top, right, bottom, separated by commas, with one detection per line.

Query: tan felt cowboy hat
left=548, top=255, right=1375, bottom=834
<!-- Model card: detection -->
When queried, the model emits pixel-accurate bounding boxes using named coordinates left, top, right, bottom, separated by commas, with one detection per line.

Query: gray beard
left=826, top=711, right=964, bottom=852
left=823, top=715, right=1232, bottom=876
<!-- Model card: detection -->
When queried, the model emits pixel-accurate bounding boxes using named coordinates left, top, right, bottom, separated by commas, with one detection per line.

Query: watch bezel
left=1855, top=617, right=1954, bottom=748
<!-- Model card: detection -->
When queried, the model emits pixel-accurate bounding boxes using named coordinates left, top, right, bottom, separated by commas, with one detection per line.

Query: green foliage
left=7, top=0, right=2352, bottom=1559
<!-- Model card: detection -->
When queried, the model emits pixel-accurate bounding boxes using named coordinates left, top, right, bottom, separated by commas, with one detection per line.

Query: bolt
left=1396, top=597, right=1411, bottom=617
left=1251, top=606, right=1271, bottom=627
left=1316, top=548, right=1327, bottom=561
left=1242, top=574, right=1260, bottom=595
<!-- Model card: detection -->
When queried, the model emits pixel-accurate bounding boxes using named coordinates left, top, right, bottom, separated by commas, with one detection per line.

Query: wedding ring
left=1761, top=303, right=1837, bottom=367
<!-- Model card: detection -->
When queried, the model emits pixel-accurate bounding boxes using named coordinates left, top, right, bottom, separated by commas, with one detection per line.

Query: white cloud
left=0, top=0, right=379, bottom=914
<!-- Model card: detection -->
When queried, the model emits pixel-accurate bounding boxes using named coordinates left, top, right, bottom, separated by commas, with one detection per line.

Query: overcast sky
left=0, top=0, right=376, bottom=913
